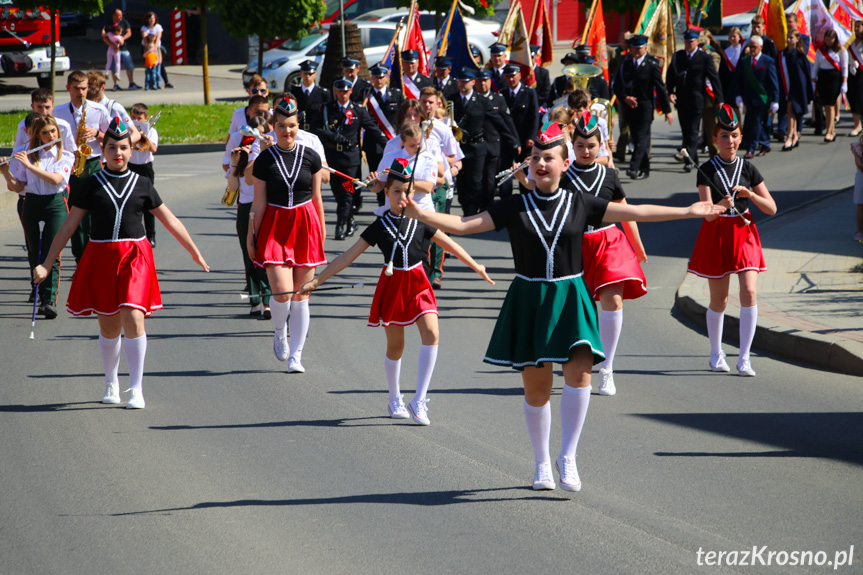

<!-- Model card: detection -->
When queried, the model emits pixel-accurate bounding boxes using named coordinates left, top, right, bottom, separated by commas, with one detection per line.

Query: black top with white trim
left=252, top=143, right=322, bottom=208
left=361, top=211, right=437, bottom=270
left=697, top=156, right=764, bottom=215
left=71, top=169, right=163, bottom=240
left=487, top=189, right=608, bottom=280
left=560, top=162, right=625, bottom=232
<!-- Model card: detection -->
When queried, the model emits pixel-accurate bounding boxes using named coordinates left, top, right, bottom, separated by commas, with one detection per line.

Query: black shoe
left=633, top=171, right=648, bottom=180
left=625, top=169, right=639, bottom=179
left=127, top=83, right=141, bottom=90
left=781, top=144, right=793, bottom=151
left=39, top=304, right=58, bottom=319
left=263, top=307, right=271, bottom=320
left=165, top=83, right=174, bottom=89
left=334, top=224, right=346, bottom=241
left=148, top=237, right=156, bottom=248
left=432, top=278, right=442, bottom=290
left=683, top=163, right=695, bottom=173
left=346, top=218, right=358, bottom=237
left=673, top=151, right=686, bottom=163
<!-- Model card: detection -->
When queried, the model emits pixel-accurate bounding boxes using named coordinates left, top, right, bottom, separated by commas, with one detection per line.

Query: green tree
left=214, top=0, right=326, bottom=79
left=14, top=0, right=105, bottom=95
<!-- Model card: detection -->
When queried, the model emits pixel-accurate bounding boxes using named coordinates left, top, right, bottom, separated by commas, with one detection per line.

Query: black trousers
left=626, top=101, right=654, bottom=174
left=330, top=161, right=360, bottom=227
left=456, top=144, right=485, bottom=216
left=480, top=142, right=500, bottom=211
left=69, top=158, right=101, bottom=262
left=678, top=105, right=703, bottom=166
left=128, top=162, right=156, bottom=240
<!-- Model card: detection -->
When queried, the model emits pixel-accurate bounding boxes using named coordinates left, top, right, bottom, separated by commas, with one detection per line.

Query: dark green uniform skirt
left=483, top=275, right=605, bottom=371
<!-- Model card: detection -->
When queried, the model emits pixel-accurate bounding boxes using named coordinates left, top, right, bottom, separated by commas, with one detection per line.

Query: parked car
left=354, top=8, right=499, bottom=64
left=58, top=11, right=92, bottom=36
left=243, top=22, right=409, bottom=92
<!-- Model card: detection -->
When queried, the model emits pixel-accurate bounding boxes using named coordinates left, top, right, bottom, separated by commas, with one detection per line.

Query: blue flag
left=439, top=8, right=480, bottom=77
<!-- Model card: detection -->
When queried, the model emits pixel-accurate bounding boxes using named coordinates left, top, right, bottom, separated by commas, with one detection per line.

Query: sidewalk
left=676, top=188, right=863, bottom=376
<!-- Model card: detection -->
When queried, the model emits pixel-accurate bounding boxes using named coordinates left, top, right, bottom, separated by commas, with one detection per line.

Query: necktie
left=463, top=96, right=468, bottom=107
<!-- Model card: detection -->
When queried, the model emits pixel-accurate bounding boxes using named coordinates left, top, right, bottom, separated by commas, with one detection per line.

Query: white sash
left=367, top=94, right=396, bottom=139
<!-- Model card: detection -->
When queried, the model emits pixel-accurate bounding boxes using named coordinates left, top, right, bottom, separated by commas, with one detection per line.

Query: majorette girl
left=400, top=122, right=724, bottom=493
left=300, top=158, right=493, bottom=426
left=248, top=98, right=326, bottom=374
left=687, top=104, right=777, bottom=377
left=32, top=117, right=210, bottom=409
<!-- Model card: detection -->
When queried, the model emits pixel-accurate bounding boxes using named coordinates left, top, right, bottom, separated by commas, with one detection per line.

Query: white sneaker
left=737, top=358, right=757, bottom=377
left=102, top=381, right=120, bottom=404
left=408, top=397, right=430, bottom=425
left=555, top=455, right=582, bottom=492
left=598, top=368, right=616, bottom=396
left=388, top=395, right=410, bottom=419
left=287, top=356, right=305, bottom=373
left=710, top=351, right=731, bottom=372
left=126, top=388, right=145, bottom=409
left=532, top=462, right=556, bottom=490
left=273, top=328, right=288, bottom=361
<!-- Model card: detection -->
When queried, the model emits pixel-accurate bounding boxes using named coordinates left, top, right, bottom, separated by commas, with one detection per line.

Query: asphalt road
left=0, top=121, right=861, bottom=574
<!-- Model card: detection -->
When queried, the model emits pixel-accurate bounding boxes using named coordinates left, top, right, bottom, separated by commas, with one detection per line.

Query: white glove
left=769, top=102, right=779, bottom=114
left=735, top=96, right=744, bottom=109
left=841, top=82, right=848, bottom=95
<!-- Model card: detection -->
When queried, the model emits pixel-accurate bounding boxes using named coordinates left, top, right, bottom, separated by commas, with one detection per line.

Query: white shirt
left=14, top=116, right=76, bottom=152
left=430, top=117, right=464, bottom=161
left=228, top=106, right=275, bottom=136
left=130, top=125, right=158, bottom=165
left=223, top=131, right=255, bottom=204
left=17, top=146, right=74, bottom=196
left=52, top=100, right=111, bottom=158
left=9, top=143, right=28, bottom=197
left=375, top=139, right=441, bottom=214
left=633, top=54, right=646, bottom=67
left=850, top=42, right=863, bottom=75
left=725, top=44, right=743, bottom=67
left=140, top=23, right=163, bottom=48
left=98, top=96, right=132, bottom=126
left=813, top=47, right=849, bottom=80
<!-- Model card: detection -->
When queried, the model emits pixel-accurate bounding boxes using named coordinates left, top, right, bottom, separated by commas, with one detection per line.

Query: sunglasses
left=250, top=88, right=268, bottom=94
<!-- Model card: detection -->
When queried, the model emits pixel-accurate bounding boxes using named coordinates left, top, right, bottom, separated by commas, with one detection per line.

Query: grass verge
left=1, top=102, right=236, bottom=147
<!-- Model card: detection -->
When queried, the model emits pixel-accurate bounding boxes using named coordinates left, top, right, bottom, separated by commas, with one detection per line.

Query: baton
left=681, top=149, right=751, bottom=225
left=240, top=282, right=364, bottom=299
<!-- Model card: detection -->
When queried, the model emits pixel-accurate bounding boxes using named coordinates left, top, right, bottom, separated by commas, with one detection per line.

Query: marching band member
left=1, top=116, right=74, bottom=319
left=228, top=74, right=270, bottom=134
left=291, top=60, right=331, bottom=134
left=400, top=121, right=723, bottom=491
left=128, top=102, right=160, bottom=247
left=362, top=62, right=404, bottom=206
left=32, top=117, right=209, bottom=409
left=300, top=159, right=493, bottom=425
left=13, top=88, right=76, bottom=152
left=370, top=122, right=444, bottom=213
left=249, top=99, right=326, bottom=373
left=687, top=105, right=777, bottom=377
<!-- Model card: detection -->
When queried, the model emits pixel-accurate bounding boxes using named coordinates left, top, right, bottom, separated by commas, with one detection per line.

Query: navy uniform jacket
left=666, top=49, right=724, bottom=112
left=533, top=65, right=551, bottom=105
left=453, top=91, right=513, bottom=160
left=290, top=84, right=331, bottom=132
left=315, top=100, right=387, bottom=170
left=436, top=76, right=460, bottom=101
left=407, top=72, right=433, bottom=91
left=362, top=86, right=404, bottom=157
left=612, top=54, right=672, bottom=115
left=348, top=77, right=372, bottom=103
left=503, top=85, right=539, bottom=148
left=732, top=53, right=779, bottom=107
left=480, top=91, right=519, bottom=155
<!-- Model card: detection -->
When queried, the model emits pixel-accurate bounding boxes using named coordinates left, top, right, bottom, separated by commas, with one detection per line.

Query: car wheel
left=284, top=72, right=302, bottom=92
left=37, top=74, right=52, bottom=89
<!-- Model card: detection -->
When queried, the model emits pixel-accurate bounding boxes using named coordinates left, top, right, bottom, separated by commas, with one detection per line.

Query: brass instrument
left=561, top=63, right=602, bottom=90
left=221, top=185, right=239, bottom=207
left=132, top=111, right=162, bottom=153
left=445, top=101, right=463, bottom=142
left=495, top=160, right=529, bottom=185
left=589, top=98, right=613, bottom=125
left=72, top=103, right=92, bottom=177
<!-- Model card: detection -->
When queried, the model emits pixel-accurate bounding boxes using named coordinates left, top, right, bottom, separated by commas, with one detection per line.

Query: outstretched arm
left=431, top=231, right=495, bottom=285
left=151, top=204, right=210, bottom=271
left=401, top=197, right=495, bottom=235
left=603, top=200, right=725, bottom=223
left=614, top=199, right=647, bottom=263
left=33, top=206, right=87, bottom=284
left=299, top=238, right=370, bottom=294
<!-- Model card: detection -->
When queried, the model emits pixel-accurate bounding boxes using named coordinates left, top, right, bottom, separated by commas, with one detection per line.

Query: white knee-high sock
left=99, top=334, right=121, bottom=383
left=270, top=299, right=290, bottom=332
left=124, top=334, right=147, bottom=391
left=385, top=355, right=402, bottom=401
left=599, top=309, right=623, bottom=371
left=559, top=385, right=591, bottom=460
left=523, top=400, right=552, bottom=465
left=413, top=344, right=438, bottom=402
left=288, top=299, right=310, bottom=361
left=706, top=307, right=725, bottom=356
left=738, top=305, right=758, bottom=362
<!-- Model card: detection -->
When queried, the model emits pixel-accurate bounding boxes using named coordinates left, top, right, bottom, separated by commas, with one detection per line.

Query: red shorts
left=66, top=238, right=162, bottom=316
left=582, top=225, right=647, bottom=300
left=687, top=215, right=766, bottom=278
left=254, top=201, right=327, bottom=268
left=368, top=264, right=438, bottom=327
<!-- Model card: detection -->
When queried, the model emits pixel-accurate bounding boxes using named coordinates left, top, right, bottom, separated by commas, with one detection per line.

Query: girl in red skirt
left=687, top=104, right=777, bottom=376
left=300, top=158, right=493, bottom=425
left=248, top=98, right=326, bottom=374
left=32, top=117, right=209, bottom=409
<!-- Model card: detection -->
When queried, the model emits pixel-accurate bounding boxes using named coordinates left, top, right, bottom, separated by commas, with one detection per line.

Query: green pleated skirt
left=483, top=275, right=605, bottom=371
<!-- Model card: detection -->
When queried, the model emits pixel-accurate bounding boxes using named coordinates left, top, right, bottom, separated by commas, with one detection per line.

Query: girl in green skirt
left=400, top=122, right=724, bottom=492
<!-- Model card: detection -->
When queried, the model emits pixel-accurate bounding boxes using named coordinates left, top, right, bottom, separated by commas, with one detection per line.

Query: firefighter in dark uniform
left=315, top=78, right=387, bottom=240
left=290, top=60, right=331, bottom=132
left=487, top=43, right=508, bottom=92
left=362, top=62, right=404, bottom=206
left=475, top=69, right=520, bottom=210
left=612, top=34, right=673, bottom=180
left=401, top=50, right=433, bottom=92
left=434, top=56, right=460, bottom=101
left=341, top=57, right=371, bottom=104
left=666, top=29, right=724, bottom=172
left=501, top=63, right=539, bottom=197
left=530, top=45, right=552, bottom=105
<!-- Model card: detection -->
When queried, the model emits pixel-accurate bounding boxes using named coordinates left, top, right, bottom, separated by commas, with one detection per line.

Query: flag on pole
left=381, top=23, right=404, bottom=98
left=765, top=0, right=788, bottom=51
left=527, top=0, right=554, bottom=67
left=580, top=0, right=609, bottom=82
left=830, top=0, right=862, bottom=45
left=499, top=0, right=535, bottom=87
left=637, top=0, right=675, bottom=80
left=402, top=0, right=430, bottom=77
left=433, top=0, right=481, bottom=76
left=795, top=0, right=851, bottom=49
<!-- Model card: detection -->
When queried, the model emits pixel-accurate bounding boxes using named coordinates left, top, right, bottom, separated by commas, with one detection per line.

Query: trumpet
left=495, top=160, right=529, bottom=185
left=0, top=138, right=61, bottom=166
left=445, top=101, right=463, bottom=142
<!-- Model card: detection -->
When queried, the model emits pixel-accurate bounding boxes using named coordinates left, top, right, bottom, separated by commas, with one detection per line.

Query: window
left=368, top=27, right=394, bottom=48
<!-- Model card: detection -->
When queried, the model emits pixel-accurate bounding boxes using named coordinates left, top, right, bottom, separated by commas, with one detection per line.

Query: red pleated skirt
left=66, top=238, right=162, bottom=316
left=687, top=214, right=766, bottom=279
left=368, top=264, right=438, bottom=327
left=254, top=201, right=327, bottom=268
left=582, top=225, right=647, bottom=300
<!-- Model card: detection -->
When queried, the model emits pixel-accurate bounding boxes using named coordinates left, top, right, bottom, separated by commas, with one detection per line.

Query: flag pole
left=439, top=0, right=459, bottom=57
left=582, top=0, right=599, bottom=45
left=634, top=0, right=653, bottom=34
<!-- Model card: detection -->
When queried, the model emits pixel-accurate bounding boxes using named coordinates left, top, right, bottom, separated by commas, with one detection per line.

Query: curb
left=675, top=268, right=863, bottom=377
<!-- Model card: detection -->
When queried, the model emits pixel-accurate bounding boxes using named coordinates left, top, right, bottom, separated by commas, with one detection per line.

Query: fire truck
left=0, top=3, right=70, bottom=88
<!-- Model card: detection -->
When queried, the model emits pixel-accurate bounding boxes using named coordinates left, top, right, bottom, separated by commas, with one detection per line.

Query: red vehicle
left=0, top=3, right=70, bottom=88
